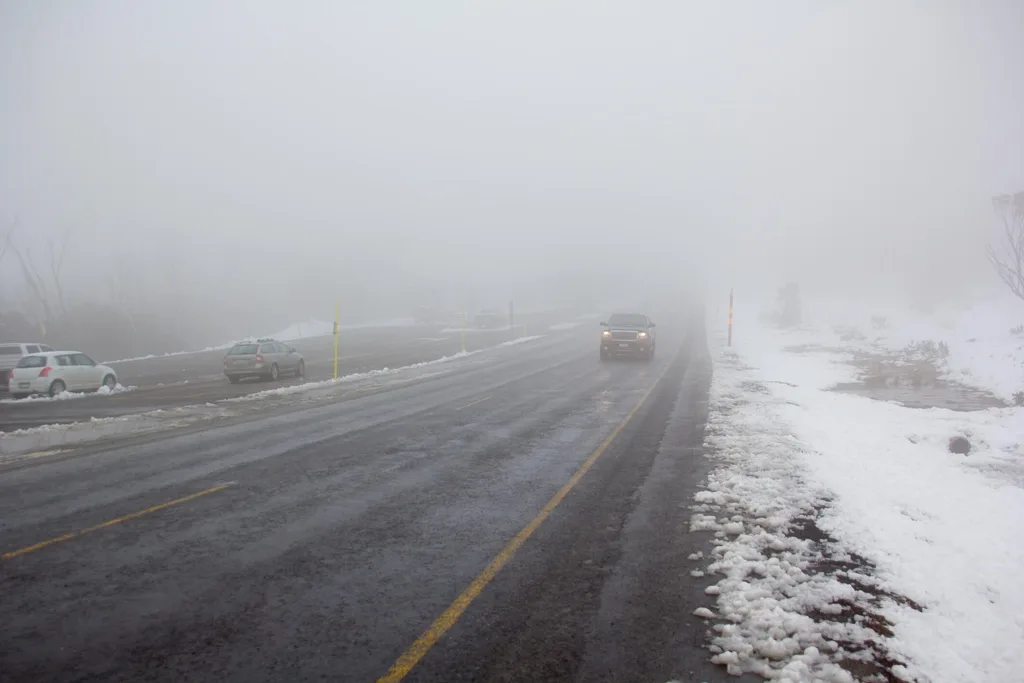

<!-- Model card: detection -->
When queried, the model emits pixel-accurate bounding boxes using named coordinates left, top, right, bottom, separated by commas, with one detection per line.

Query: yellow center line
left=377, top=374, right=666, bottom=683
left=454, top=396, right=491, bottom=411
left=1, top=483, right=234, bottom=560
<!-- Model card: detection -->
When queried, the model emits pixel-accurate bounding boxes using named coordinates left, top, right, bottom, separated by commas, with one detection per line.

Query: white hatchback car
left=9, top=351, right=118, bottom=399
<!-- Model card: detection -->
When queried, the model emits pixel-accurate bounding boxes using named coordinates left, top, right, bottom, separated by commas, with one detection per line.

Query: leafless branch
left=989, top=192, right=1024, bottom=303
left=0, top=219, right=16, bottom=268
left=46, top=233, right=70, bottom=318
left=10, top=243, right=54, bottom=321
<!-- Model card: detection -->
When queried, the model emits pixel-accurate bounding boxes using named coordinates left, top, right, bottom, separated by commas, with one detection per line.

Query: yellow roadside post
left=461, top=310, right=467, bottom=354
left=333, top=302, right=340, bottom=380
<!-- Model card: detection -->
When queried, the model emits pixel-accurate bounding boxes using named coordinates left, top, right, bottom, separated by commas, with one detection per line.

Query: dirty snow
left=695, top=294, right=1024, bottom=682
left=549, top=321, right=581, bottom=331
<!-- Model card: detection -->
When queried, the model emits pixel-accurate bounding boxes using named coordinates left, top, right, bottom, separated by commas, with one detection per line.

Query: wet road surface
left=0, top=311, right=729, bottom=683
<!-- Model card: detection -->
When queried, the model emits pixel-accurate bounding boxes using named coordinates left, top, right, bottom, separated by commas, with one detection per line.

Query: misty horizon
left=2, top=1, right=1023, bottom=347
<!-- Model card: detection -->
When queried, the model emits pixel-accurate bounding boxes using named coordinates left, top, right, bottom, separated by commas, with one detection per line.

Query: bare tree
left=0, top=219, right=15, bottom=268
left=9, top=241, right=55, bottom=323
left=989, top=192, right=1024, bottom=302
left=46, top=233, right=71, bottom=319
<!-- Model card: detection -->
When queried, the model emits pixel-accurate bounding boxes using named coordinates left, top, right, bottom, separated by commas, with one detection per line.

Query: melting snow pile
left=694, top=296, right=1024, bottom=682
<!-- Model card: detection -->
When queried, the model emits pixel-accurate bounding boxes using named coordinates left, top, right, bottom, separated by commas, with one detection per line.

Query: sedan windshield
left=608, top=314, right=648, bottom=327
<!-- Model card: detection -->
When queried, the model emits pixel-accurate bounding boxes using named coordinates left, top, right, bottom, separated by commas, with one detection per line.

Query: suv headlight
left=602, top=330, right=611, bottom=337
left=638, top=332, right=648, bottom=338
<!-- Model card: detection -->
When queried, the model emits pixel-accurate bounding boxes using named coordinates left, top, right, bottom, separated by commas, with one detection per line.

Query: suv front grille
left=610, top=330, right=639, bottom=341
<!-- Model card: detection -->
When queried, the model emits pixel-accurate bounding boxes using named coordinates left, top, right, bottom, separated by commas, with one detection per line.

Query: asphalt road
left=0, top=311, right=570, bottom=432
left=0, top=309, right=735, bottom=683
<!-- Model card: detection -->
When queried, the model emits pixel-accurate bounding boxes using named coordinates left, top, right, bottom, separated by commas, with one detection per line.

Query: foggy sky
left=2, top=1, right=1023, bottom=339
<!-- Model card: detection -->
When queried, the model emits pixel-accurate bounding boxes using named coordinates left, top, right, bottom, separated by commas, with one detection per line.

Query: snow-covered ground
left=694, top=291, right=1024, bottom=682
left=267, top=316, right=416, bottom=342
left=795, top=292, right=1024, bottom=402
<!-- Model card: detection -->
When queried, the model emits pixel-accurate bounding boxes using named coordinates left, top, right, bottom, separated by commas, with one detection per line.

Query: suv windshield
left=608, top=314, right=648, bottom=327
left=16, top=355, right=48, bottom=368
left=228, top=344, right=259, bottom=355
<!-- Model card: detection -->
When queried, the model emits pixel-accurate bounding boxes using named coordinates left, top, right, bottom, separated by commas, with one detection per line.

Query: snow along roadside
left=694, top=341, right=1024, bottom=682
left=0, top=352, right=475, bottom=462
left=0, top=383, right=135, bottom=404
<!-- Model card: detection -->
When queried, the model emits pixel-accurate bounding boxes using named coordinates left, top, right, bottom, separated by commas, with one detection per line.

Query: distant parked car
left=9, top=351, right=117, bottom=398
left=223, top=338, right=305, bottom=383
left=1, top=343, right=56, bottom=391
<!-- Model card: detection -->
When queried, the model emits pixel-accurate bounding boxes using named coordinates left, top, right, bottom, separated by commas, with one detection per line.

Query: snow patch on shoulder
left=694, top=317, right=1024, bottom=682
left=1, top=384, right=135, bottom=403
left=226, top=350, right=476, bottom=402
left=548, top=321, right=581, bottom=331
left=440, top=325, right=511, bottom=334
left=498, top=335, right=544, bottom=347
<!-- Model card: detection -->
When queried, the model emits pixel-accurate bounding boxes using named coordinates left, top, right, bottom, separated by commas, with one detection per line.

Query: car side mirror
left=649, top=322, right=656, bottom=328
left=600, top=321, right=608, bottom=327
left=288, top=347, right=296, bottom=353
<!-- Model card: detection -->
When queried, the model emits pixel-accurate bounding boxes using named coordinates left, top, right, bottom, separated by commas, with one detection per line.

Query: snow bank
left=697, top=308, right=1024, bottom=681
left=227, top=350, right=475, bottom=402
left=1, top=384, right=135, bottom=404
left=497, top=335, right=544, bottom=347
left=440, top=325, right=512, bottom=334
left=548, top=322, right=581, bottom=331
left=0, top=403, right=238, bottom=463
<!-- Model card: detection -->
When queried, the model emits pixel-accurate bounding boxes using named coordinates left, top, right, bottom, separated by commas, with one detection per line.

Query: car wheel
left=296, top=360, right=305, bottom=378
left=270, top=364, right=279, bottom=381
left=49, top=379, right=67, bottom=397
left=12, top=393, right=29, bottom=400
left=600, top=349, right=609, bottom=362
left=103, top=374, right=117, bottom=390
left=228, top=375, right=241, bottom=384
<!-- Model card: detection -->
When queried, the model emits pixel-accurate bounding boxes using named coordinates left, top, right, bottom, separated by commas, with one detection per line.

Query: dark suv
left=600, top=313, right=656, bottom=361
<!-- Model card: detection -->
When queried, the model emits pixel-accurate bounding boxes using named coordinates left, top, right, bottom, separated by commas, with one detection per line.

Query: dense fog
left=2, top=1, right=1023, bottom=350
